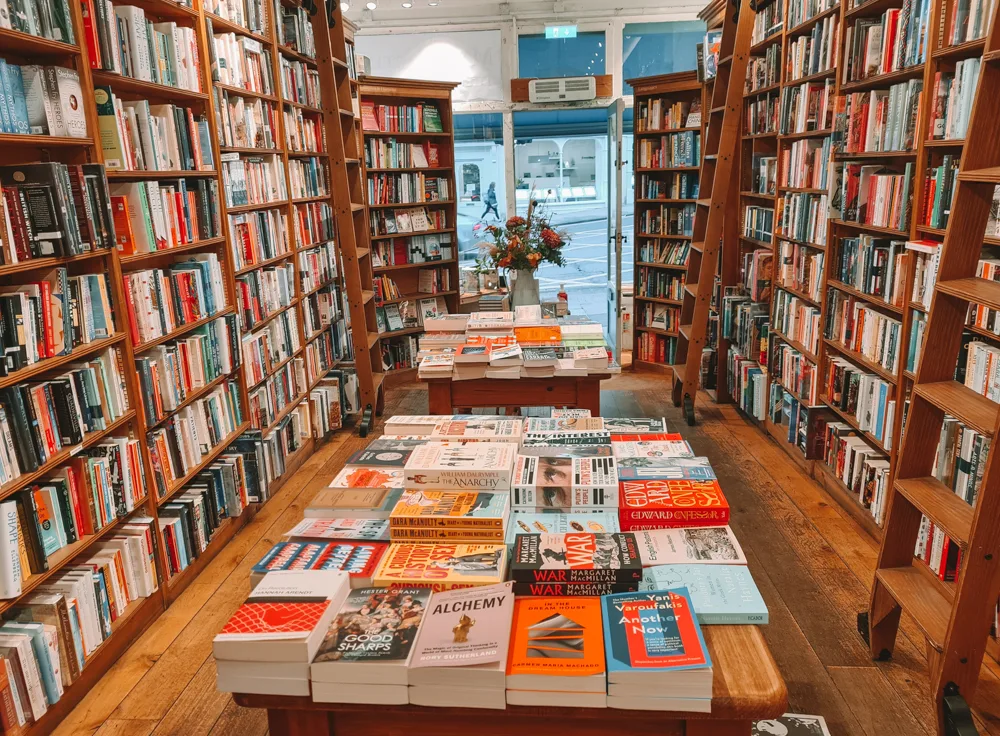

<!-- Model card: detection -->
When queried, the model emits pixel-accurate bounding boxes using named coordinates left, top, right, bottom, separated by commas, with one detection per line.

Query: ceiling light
left=366, top=1, right=376, bottom=8
left=340, top=0, right=349, bottom=7
left=402, top=1, right=412, bottom=5
left=429, top=1, right=439, bottom=5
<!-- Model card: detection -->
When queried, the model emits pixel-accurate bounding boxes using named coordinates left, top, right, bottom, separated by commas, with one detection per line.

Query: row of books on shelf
left=826, top=356, right=896, bottom=449
left=823, top=421, right=890, bottom=524
left=742, top=249, right=772, bottom=303
left=746, top=92, right=779, bottom=136
left=2, top=162, right=117, bottom=261
left=638, top=240, right=689, bottom=267
left=838, top=81, right=922, bottom=154
left=743, top=205, right=774, bottom=243
left=309, top=380, right=342, bottom=441
left=0, top=344, right=128, bottom=484
left=215, top=89, right=276, bottom=150
left=0, top=516, right=159, bottom=728
left=778, top=240, right=824, bottom=302
left=785, top=15, right=838, bottom=82
left=722, top=293, right=768, bottom=364
left=728, top=347, right=768, bottom=420
left=751, top=154, right=776, bottom=196
left=968, top=258, right=1000, bottom=332
left=635, top=98, right=700, bottom=133
left=248, top=359, right=303, bottom=431
left=206, top=0, right=266, bottom=36
left=294, top=200, right=334, bottom=249
left=746, top=45, right=780, bottom=93
left=243, top=308, right=300, bottom=379
left=635, top=331, right=677, bottom=364
left=834, top=234, right=907, bottom=305
left=752, top=0, right=783, bottom=45
left=88, top=6, right=202, bottom=93
left=98, top=93, right=214, bottom=174
left=364, top=139, right=442, bottom=170
left=636, top=132, right=700, bottom=169
left=371, top=233, right=453, bottom=267
left=285, top=107, right=324, bottom=154
left=136, top=316, right=240, bottom=428
left=921, top=157, right=958, bottom=229
left=305, top=327, right=348, bottom=383
left=0, top=63, right=85, bottom=139
left=779, top=79, right=833, bottom=135
left=837, top=161, right=915, bottom=232
left=210, top=30, right=273, bottom=96
left=777, top=192, right=827, bottom=246
left=930, top=60, right=981, bottom=141
left=842, top=0, right=930, bottom=85
left=288, top=157, right=328, bottom=200
left=381, top=335, right=418, bottom=372
left=123, top=254, right=226, bottom=345
left=637, top=172, right=698, bottom=201
left=361, top=102, right=444, bottom=134
left=147, top=380, right=244, bottom=498
left=299, top=242, right=339, bottom=295
left=825, top=290, right=903, bottom=373
left=236, top=263, right=294, bottom=331
left=221, top=153, right=286, bottom=208
left=279, top=56, right=321, bottom=109
left=367, top=173, right=450, bottom=205
left=277, top=4, right=316, bottom=59
left=0, top=0, right=75, bottom=42
left=230, top=207, right=288, bottom=272
left=636, top=268, right=683, bottom=302
left=369, top=208, right=447, bottom=238
left=771, top=341, right=819, bottom=405
left=773, top=289, right=820, bottom=354
left=302, top=286, right=343, bottom=339
left=768, top=384, right=821, bottom=459
left=638, top=204, right=695, bottom=237
left=943, top=0, right=997, bottom=46
left=786, top=0, right=836, bottom=30
left=637, top=303, right=680, bottom=333
left=781, top=137, right=831, bottom=190
left=114, top=178, right=221, bottom=255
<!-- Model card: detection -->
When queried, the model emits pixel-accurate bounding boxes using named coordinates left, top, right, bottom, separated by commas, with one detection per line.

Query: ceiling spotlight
left=366, top=1, right=377, bottom=8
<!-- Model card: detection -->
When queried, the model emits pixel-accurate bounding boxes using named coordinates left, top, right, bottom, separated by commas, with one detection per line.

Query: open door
left=606, top=98, right=625, bottom=362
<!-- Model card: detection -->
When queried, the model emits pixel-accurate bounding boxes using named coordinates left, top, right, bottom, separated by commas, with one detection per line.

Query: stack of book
left=389, top=491, right=509, bottom=543
left=214, top=570, right=351, bottom=696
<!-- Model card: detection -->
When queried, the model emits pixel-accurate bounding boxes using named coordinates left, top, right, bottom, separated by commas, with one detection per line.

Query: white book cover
left=634, top=527, right=746, bottom=567
left=612, top=441, right=695, bottom=459
left=551, top=408, right=592, bottom=418
left=429, top=419, right=523, bottom=442
left=286, top=518, right=391, bottom=542
left=524, top=417, right=606, bottom=434
left=404, top=443, right=517, bottom=491
left=511, top=455, right=618, bottom=510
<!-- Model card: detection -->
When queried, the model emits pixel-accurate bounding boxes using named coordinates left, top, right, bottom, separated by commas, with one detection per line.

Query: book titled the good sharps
left=511, top=454, right=618, bottom=510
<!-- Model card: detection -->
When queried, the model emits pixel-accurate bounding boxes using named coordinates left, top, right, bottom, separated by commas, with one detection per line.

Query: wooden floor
left=52, top=373, right=1000, bottom=736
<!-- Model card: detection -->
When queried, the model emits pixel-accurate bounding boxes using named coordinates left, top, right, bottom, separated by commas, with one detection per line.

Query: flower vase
left=509, top=269, right=540, bottom=309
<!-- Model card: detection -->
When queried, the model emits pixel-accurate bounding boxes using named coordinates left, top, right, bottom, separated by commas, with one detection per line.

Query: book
left=616, top=457, right=716, bottom=480
left=286, top=518, right=391, bottom=542
left=612, top=441, right=695, bottom=459
left=506, top=511, right=619, bottom=546
left=619, top=479, right=730, bottom=529
left=524, top=417, right=606, bottom=434
left=603, top=417, right=668, bottom=433
left=634, top=526, right=746, bottom=566
left=403, top=443, right=516, bottom=491
left=250, top=541, right=387, bottom=589
left=373, top=542, right=507, bottom=591
left=640, top=565, right=767, bottom=624
left=510, top=533, right=642, bottom=589
left=409, top=581, right=514, bottom=690
left=213, top=570, right=351, bottom=662
left=511, top=455, right=618, bottom=510
left=389, top=491, right=509, bottom=529
left=752, top=715, right=832, bottom=735
left=305, top=488, right=403, bottom=519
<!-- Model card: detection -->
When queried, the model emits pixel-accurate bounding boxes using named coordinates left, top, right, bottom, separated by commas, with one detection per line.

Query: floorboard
left=54, top=375, right=1000, bottom=736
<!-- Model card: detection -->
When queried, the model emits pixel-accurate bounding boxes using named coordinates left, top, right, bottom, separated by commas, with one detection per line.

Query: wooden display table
left=420, top=374, right=611, bottom=416
left=234, top=625, right=787, bottom=736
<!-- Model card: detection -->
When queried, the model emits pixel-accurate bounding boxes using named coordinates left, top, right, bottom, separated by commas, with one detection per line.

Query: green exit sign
left=545, top=25, right=577, bottom=39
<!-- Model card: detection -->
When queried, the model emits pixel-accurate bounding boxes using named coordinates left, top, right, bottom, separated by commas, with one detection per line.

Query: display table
left=234, top=625, right=787, bottom=736
left=419, top=374, right=611, bottom=416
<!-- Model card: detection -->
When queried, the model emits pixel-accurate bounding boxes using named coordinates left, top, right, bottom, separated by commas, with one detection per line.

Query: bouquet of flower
left=480, top=199, right=568, bottom=272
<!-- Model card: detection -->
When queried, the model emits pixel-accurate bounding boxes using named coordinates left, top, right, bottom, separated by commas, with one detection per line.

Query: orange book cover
left=514, top=326, right=562, bottom=344
left=373, top=542, right=507, bottom=591
left=506, top=597, right=605, bottom=676
left=110, top=196, right=135, bottom=254
left=618, top=479, right=729, bottom=528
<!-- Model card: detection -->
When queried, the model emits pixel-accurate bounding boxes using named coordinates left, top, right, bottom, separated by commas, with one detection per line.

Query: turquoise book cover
left=640, top=564, right=768, bottom=624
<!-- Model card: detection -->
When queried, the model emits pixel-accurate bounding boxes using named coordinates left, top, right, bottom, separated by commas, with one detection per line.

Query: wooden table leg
left=578, top=378, right=603, bottom=417
left=427, top=381, right=453, bottom=414
left=685, top=719, right=752, bottom=736
left=267, top=708, right=334, bottom=736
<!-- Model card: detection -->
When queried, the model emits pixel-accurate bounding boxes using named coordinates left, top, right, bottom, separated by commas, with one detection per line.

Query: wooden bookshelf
left=627, top=71, right=706, bottom=376
left=358, top=76, right=460, bottom=383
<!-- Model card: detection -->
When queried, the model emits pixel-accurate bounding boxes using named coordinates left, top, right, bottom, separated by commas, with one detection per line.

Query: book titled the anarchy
left=390, top=491, right=510, bottom=529
left=619, top=479, right=730, bottom=529
left=287, top=518, right=391, bottom=542
left=511, top=455, right=618, bottom=510
left=511, top=533, right=642, bottom=586
left=374, top=542, right=508, bottom=591
left=409, top=581, right=515, bottom=685
left=616, top=456, right=716, bottom=480
left=404, top=443, right=516, bottom=490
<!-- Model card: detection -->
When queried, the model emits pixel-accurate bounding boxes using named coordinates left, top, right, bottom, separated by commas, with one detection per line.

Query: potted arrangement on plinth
left=482, top=200, right=568, bottom=308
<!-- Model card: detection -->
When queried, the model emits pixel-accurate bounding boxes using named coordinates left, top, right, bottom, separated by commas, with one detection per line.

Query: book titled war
left=511, top=533, right=641, bottom=595
left=619, top=479, right=730, bottom=529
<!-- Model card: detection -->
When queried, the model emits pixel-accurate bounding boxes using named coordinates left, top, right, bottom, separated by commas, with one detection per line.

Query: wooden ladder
left=670, top=0, right=758, bottom=426
left=865, top=9, right=1000, bottom=736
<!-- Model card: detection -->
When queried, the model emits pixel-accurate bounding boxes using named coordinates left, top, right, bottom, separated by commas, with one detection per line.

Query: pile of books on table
left=416, top=307, right=620, bottom=380
left=214, top=411, right=767, bottom=713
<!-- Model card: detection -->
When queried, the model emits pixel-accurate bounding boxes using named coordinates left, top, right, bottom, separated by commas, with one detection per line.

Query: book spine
left=618, top=507, right=731, bottom=525
left=389, top=527, right=504, bottom=541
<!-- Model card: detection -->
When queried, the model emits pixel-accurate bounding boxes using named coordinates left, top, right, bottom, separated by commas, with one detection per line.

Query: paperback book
left=616, top=457, right=717, bottom=480
left=390, top=491, right=509, bottom=529
left=510, top=533, right=642, bottom=591
left=403, top=443, right=516, bottom=491
left=305, top=488, right=403, bottom=519
left=373, top=542, right=508, bottom=591
left=511, top=455, right=618, bottom=510
left=619, top=480, right=730, bottom=529
left=286, top=518, right=391, bottom=542
left=635, top=526, right=747, bottom=566
left=640, top=565, right=768, bottom=624
left=506, top=512, right=620, bottom=546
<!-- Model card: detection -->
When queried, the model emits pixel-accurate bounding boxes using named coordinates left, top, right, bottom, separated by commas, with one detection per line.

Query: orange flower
left=498, top=255, right=512, bottom=267
left=527, top=252, right=542, bottom=267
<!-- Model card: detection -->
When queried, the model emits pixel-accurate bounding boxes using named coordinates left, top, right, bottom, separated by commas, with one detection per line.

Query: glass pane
left=455, top=113, right=505, bottom=265
left=518, top=31, right=606, bottom=79
left=354, top=30, right=503, bottom=103
left=622, top=21, right=706, bottom=95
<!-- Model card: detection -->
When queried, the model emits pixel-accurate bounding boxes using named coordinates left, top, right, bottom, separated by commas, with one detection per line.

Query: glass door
left=606, top=98, right=625, bottom=361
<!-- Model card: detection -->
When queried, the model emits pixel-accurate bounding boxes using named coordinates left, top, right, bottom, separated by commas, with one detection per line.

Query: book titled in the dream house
left=403, top=443, right=516, bottom=490
left=618, top=479, right=730, bottom=529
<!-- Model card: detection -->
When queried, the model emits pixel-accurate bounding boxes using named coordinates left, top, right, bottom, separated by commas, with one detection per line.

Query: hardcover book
left=601, top=587, right=712, bottom=679
left=305, top=488, right=403, bottom=519
left=506, top=511, right=620, bottom=545
left=410, top=581, right=515, bottom=675
left=635, top=526, right=746, bottom=566
left=640, top=565, right=767, bottom=624
left=603, top=418, right=668, bottom=433
left=612, top=440, right=695, bottom=459
left=521, top=432, right=612, bottom=446
left=403, top=443, right=516, bottom=491
left=524, top=417, right=606, bottom=434
left=511, top=533, right=642, bottom=585
left=428, top=419, right=523, bottom=442
left=390, top=491, right=509, bottom=529
left=506, top=597, right=606, bottom=685
left=373, top=542, right=507, bottom=591
left=619, top=480, right=730, bottom=528
left=511, top=455, right=618, bottom=510
left=328, top=466, right=404, bottom=490
left=616, top=457, right=716, bottom=480
left=286, top=518, right=391, bottom=542
left=346, top=440, right=425, bottom=467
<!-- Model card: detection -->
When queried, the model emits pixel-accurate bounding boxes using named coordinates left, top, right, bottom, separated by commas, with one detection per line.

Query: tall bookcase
left=699, top=0, right=1000, bottom=661
left=359, top=77, right=460, bottom=385
left=628, top=71, right=705, bottom=375
left=0, top=0, right=369, bottom=728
